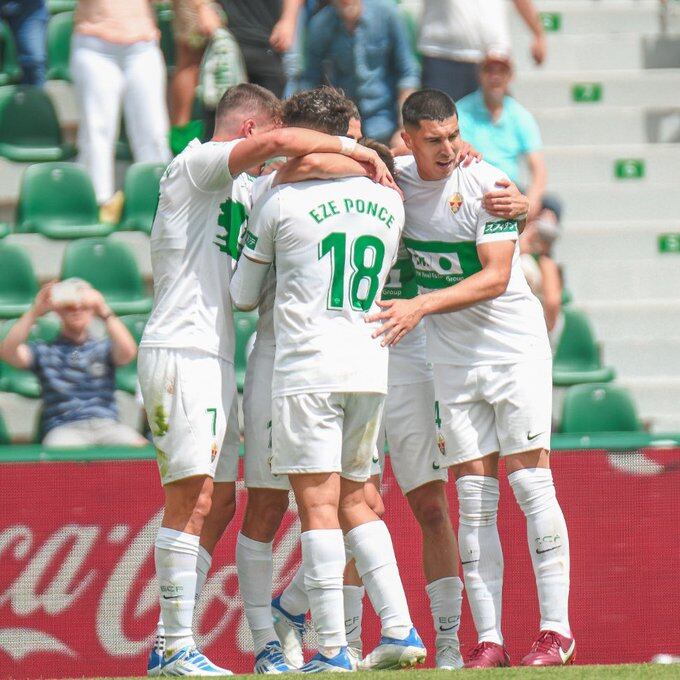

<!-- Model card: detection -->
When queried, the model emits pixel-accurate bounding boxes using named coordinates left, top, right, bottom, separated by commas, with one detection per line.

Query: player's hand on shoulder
left=366, top=298, right=423, bottom=347
left=455, top=141, right=482, bottom=168
left=483, top=179, right=530, bottom=220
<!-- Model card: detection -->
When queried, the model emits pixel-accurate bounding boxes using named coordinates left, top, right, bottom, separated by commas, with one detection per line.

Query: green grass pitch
left=110, top=665, right=679, bottom=679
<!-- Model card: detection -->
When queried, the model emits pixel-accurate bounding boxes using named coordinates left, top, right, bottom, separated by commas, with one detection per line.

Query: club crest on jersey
left=448, top=192, right=463, bottom=214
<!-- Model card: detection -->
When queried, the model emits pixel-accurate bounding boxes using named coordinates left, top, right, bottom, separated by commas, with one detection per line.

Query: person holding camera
left=0, top=279, right=146, bottom=447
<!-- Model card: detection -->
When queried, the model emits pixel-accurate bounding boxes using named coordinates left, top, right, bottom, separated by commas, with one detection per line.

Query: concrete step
left=510, top=1, right=670, bottom=36
left=603, top=338, right=680, bottom=378
left=514, top=70, right=680, bottom=109
left=579, top=300, right=680, bottom=340
left=513, top=33, right=680, bottom=71
left=544, top=144, right=680, bottom=184
left=45, top=80, right=79, bottom=129
left=534, top=107, right=680, bottom=145
left=4, top=232, right=152, bottom=281
left=555, top=220, right=678, bottom=261
left=554, top=182, right=677, bottom=220
left=562, top=256, right=680, bottom=301
left=617, top=377, right=680, bottom=431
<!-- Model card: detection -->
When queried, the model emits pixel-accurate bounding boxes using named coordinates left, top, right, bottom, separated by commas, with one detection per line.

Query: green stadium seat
left=15, top=163, right=114, bottom=239
left=0, top=316, right=60, bottom=398
left=0, top=21, right=21, bottom=86
left=0, top=222, right=9, bottom=239
left=61, top=238, right=152, bottom=315
left=0, top=85, right=76, bottom=162
left=399, top=7, right=421, bottom=62
left=0, top=242, right=39, bottom=318
left=46, top=11, right=73, bottom=81
left=559, top=383, right=642, bottom=434
left=552, top=308, right=615, bottom=386
left=48, top=0, right=77, bottom=14
left=118, top=162, right=165, bottom=233
left=234, top=310, right=258, bottom=392
left=115, top=314, right=148, bottom=394
left=0, top=408, right=10, bottom=444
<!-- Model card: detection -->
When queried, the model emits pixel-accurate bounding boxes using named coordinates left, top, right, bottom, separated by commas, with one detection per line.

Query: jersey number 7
left=318, top=232, right=385, bottom=312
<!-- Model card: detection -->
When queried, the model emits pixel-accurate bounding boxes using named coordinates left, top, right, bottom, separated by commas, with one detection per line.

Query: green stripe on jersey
left=403, top=238, right=482, bottom=285
left=483, top=219, right=518, bottom=235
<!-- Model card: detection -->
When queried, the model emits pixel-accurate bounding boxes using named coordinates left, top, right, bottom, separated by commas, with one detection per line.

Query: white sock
left=343, top=585, right=364, bottom=645
left=155, top=527, right=200, bottom=655
left=280, top=563, right=310, bottom=616
left=509, top=468, right=571, bottom=638
left=425, top=577, right=463, bottom=648
left=345, top=520, right=412, bottom=640
left=236, top=532, right=278, bottom=654
left=301, top=529, right=347, bottom=655
left=155, top=545, right=212, bottom=641
left=456, top=476, right=504, bottom=645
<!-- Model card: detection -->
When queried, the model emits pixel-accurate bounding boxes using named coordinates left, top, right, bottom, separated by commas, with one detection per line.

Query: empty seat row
left=1, top=161, right=164, bottom=238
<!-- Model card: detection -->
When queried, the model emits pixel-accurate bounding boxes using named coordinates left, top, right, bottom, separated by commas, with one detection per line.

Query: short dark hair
left=283, top=87, right=354, bottom=135
left=402, top=89, right=458, bottom=128
left=215, top=83, right=282, bottom=124
left=360, top=138, right=395, bottom=176
left=347, top=99, right=360, bottom=121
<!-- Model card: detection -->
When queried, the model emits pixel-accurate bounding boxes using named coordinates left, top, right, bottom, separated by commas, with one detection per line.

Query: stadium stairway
left=509, top=0, right=680, bottom=431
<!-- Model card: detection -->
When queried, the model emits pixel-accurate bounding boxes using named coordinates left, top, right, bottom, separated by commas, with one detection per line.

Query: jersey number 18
left=318, top=232, right=385, bottom=311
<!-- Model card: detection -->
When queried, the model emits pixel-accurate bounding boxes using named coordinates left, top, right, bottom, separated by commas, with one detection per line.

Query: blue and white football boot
left=146, top=635, right=164, bottom=677
left=358, top=627, right=426, bottom=670
left=299, top=647, right=353, bottom=673
left=161, top=646, right=233, bottom=676
left=271, top=595, right=305, bottom=669
left=254, top=641, right=294, bottom=674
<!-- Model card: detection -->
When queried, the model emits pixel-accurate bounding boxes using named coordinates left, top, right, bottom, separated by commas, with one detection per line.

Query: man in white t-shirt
left=370, top=89, right=574, bottom=668
left=230, top=92, right=425, bottom=671
left=418, top=0, right=546, bottom=102
left=138, top=82, right=389, bottom=677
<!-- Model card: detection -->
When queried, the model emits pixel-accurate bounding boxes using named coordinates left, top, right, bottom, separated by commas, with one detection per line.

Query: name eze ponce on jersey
left=308, top=197, right=398, bottom=229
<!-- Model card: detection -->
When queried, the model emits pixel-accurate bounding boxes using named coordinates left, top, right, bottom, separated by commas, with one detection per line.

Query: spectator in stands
left=0, top=0, right=48, bottom=86
left=418, top=0, right=546, bottom=102
left=170, top=1, right=223, bottom=138
left=520, top=216, right=564, bottom=348
left=70, top=0, right=171, bottom=213
left=457, top=50, right=558, bottom=221
left=216, top=0, right=302, bottom=98
left=0, top=279, right=147, bottom=447
left=299, top=0, right=420, bottom=146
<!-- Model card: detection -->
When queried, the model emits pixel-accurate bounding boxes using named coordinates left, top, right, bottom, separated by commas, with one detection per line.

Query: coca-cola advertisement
left=1, top=449, right=679, bottom=678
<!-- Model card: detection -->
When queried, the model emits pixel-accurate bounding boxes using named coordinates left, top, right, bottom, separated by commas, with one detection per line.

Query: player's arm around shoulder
left=229, top=189, right=280, bottom=311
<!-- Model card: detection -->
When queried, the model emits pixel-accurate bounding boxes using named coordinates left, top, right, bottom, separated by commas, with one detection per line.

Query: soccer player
left=370, top=89, right=574, bottom=668
left=230, top=87, right=425, bottom=672
left=138, top=82, right=390, bottom=677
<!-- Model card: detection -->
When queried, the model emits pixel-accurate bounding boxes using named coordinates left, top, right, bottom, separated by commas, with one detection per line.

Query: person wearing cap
left=418, top=0, right=547, bottom=103
left=0, top=280, right=146, bottom=447
left=456, top=50, right=559, bottom=222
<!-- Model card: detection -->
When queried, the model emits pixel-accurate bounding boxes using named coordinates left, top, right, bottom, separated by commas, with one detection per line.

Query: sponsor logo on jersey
left=211, top=442, right=218, bottom=463
left=448, top=192, right=463, bottom=214
left=244, top=229, right=258, bottom=250
left=437, top=433, right=446, bottom=456
left=483, top=219, right=518, bottom=235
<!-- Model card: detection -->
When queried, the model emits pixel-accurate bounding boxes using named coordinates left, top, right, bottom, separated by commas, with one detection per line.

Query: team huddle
left=138, top=83, right=574, bottom=676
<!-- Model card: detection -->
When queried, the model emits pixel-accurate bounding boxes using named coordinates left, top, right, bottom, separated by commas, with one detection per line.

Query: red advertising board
left=1, top=449, right=679, bottom=678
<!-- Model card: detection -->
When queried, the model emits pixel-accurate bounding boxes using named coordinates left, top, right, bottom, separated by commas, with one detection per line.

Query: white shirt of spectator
left=396, top=155, right=551, bottom=366
left=141, top=138, right=251, bottom=362
left=242, top=176, right=404, bottom=397
left=418, top=0, right=511, bottom=63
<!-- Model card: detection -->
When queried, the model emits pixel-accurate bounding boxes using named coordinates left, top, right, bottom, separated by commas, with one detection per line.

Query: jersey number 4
left=318, top=232, right=385, bottom=311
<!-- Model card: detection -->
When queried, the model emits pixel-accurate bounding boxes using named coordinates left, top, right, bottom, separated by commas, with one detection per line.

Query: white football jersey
left=396, top=155, right=551, bottom=366
left=141, top=138, right=252, bottom=361
left=382, top=245, right=433, bottom=387
left=243, top=176, right=404, bottom=397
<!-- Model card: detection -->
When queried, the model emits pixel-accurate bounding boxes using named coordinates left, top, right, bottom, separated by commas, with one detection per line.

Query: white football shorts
left=138, top=347, right=240, bottom=485
left=272, top=392, right=385, bottom=482
left=377, top=379, right=448, bottom=494
left=242, top=345, right=291, bottom=490
left=433, top=359, right=552, bottom=467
